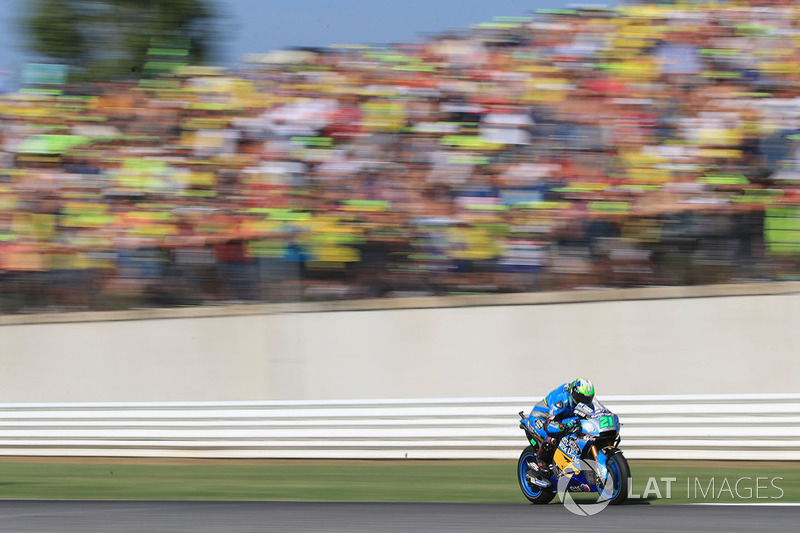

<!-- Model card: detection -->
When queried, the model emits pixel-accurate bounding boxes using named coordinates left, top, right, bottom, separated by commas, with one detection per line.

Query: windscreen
left=593, top=399, right=608, bottom=413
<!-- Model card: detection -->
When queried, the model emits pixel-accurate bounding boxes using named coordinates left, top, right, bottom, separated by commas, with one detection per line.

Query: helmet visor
left=572, top=391, right=594, bottom=405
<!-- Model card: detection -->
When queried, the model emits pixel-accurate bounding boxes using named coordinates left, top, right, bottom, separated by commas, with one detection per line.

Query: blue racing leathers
left=525, top=382, right=595, bottom=445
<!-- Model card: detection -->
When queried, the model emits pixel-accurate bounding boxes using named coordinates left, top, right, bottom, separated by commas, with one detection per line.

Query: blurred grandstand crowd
left=3, top=0, right=800, bottom=312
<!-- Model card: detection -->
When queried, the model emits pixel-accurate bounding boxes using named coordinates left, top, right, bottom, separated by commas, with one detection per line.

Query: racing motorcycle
left=516, top=400, right=629, bottom=505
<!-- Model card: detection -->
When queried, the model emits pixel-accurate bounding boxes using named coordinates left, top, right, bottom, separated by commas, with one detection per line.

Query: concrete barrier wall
left=1, top=283, right=799, bottom=402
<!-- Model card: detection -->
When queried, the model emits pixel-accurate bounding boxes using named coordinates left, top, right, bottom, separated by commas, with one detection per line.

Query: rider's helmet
left=569, top=378, right=595, bottom=406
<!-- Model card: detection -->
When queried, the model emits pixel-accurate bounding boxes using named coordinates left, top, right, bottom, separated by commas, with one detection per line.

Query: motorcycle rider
left=524, top=378, right=595, bottom=481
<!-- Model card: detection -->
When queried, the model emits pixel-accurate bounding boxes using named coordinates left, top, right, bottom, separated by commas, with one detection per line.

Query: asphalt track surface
left=0, top=501, right=797, bottom=533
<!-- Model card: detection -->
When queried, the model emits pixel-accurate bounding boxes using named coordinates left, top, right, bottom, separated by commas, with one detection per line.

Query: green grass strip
left=0, top=459, right=798, bottom=504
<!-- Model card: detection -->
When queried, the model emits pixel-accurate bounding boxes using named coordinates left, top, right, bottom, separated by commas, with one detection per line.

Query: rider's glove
left=562, top=419, right=579, bottom=432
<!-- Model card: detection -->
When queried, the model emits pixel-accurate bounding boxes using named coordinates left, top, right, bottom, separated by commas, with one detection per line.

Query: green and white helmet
left=569, top=378, right=595, bottom=405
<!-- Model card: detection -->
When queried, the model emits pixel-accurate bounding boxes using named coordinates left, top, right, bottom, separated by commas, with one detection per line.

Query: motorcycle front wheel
left=598, top=451, right=630, bottom=505
left=517, top=445, right=555, bottom=504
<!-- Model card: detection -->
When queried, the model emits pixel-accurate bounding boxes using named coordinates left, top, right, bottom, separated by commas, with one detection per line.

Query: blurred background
left=2, top=0, right=800, bottom=313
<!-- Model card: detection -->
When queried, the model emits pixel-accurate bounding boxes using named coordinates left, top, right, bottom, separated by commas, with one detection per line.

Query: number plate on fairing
left=598, top=414, right=618, bottom=431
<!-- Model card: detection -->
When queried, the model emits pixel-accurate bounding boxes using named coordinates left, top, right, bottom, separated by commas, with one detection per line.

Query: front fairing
left=553, top=435, right=597, bottom=491
left=552, top=406, right=621, bottom=492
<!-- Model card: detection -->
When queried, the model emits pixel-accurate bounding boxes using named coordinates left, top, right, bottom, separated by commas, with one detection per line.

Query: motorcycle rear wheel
left=517, top=445, right=556, bottom=504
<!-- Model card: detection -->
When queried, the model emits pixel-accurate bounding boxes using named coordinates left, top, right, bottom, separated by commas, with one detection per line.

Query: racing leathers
left=524, top=382, right=595, bottom=476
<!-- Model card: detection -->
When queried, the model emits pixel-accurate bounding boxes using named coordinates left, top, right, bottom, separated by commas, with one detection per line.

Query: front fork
left=591, top=445, right=624, bottom=490
left=592, top=445, right=610, bottom=483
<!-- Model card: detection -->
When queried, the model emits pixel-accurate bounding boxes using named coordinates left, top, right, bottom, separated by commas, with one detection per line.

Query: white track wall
left=0, top=283, right=798, bottom=403
left=1, top=395, right=798, bottom=460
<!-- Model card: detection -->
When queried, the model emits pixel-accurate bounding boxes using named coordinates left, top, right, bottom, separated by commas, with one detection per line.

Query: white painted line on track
left=689, top=502, right=800, bottom=506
